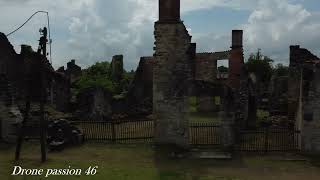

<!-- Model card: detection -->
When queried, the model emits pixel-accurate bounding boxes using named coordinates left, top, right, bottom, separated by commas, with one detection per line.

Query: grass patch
left=1, top=143, right=320, bottom=180
left=190, top=112, right=222, bottom=123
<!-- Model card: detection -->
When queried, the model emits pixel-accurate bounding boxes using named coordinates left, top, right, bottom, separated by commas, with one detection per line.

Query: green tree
left=73, top=61, right=135, bottom=95
left=246, top=49, right=273, bottom=83
left=218, top=66, right=229, bottom=73
left=273, top=63, right=289, bottom=77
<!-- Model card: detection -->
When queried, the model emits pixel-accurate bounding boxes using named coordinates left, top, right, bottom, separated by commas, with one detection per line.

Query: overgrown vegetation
left=246, top=49, right=289, bottom=84
left=73, top=61, right=135, bottom=95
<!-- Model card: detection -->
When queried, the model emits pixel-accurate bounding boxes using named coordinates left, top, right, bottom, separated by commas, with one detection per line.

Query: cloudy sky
left=0, top=0, right=319, bottom=70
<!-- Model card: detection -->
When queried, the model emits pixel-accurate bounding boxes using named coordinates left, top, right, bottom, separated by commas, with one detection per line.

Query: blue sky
left=0, top=0, right=319, bottom=70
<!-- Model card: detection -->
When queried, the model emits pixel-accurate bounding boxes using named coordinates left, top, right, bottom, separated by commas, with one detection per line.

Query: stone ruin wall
left=288, top=45, right=320, bottom=153
left=126, top=56, right=154, bottom=115
left=0, top=32, right=71, bottom=113
left=153, top=0, right=193, bottom=148
left=195, top=51, right=230, bottom=112
left=153, top=20, right=193, bottom=148
left=303, top=65, right=320, bottom=152
left=195, top=51, right=230, bottom=82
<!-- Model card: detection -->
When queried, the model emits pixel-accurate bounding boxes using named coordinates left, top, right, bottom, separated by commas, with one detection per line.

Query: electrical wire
left=6, top=11, right=52, bottom=64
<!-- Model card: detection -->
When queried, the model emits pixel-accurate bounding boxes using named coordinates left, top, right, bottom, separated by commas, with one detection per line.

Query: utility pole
left=15, top=27, right=48, bottom=162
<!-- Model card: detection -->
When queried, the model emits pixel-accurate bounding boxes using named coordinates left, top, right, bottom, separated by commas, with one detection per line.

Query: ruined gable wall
left=0, top=33, right=25, bottom=99
left=288, top=45, right=318, bottom=121
left=195, top=51, right=229, bottom=112
left=195, top=51, right=230, bottom=82
left=153, top=21, right=193, bottom=148
left=302, top=65, right=320, bottom=152
left=126, top=56, right=154, bottom=115
left=288, top=45, right=320, bottom=153
left=66, top=59, right=82, bottom=84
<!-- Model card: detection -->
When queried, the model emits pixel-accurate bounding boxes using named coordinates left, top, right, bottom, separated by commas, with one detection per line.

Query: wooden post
left=264, top=127, right=269, bottom=154
left=15, top=26, right=48, bottom=162
left=112, top=121, right=116, bottom=143
left=39, top=60, right=47, bottom=162
left=15, top=99, right=30, bottom=161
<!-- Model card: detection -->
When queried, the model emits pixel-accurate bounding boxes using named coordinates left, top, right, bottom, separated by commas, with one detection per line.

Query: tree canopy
left=246, top=49, right=274, bottom=83
left=73, top=61, right=134, bottom=95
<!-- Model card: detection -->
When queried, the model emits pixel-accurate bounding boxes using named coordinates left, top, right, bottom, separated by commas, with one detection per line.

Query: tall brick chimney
left=228, top=30, right=244, bottom=89
left=159, top=0, right=180, bottom=22
left=232, top=30, right=243, bottom=48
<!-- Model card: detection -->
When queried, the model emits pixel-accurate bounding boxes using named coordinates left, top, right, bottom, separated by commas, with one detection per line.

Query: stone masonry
left=126, top=57, right=154, bottom=115
left=153, top=0, right=193, bottom=149
left=195, top=51, right=229, bottom=112
left=289, top=45, right=320, bottom=153
left=111, top=55, right=124, bottom=82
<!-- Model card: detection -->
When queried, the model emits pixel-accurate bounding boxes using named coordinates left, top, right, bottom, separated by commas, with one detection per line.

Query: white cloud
left=241, top=0, right=319, bottom=64
left=0, top=0, right=319, bottom=70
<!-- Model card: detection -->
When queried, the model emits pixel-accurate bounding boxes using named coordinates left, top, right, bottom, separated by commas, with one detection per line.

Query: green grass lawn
left=189, top=112, right=222, bottom=123
left=1, top=142, right=320, bottom=180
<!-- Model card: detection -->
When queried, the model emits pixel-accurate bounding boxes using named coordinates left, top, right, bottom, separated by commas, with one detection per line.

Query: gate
left=236, top=127, right=301, bottom=152
left=189, top=122, right=221, bottom=146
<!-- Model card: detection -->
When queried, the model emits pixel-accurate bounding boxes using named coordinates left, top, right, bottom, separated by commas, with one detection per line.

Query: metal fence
left=26, top=120, right=300, bottom=152
left=236, top=127, right=300, bottom=152
left=189, top=122, right=221, bottom=145
left=74, top=120, right=154, bottom=144
left=74, top=121, right=222, bottom=146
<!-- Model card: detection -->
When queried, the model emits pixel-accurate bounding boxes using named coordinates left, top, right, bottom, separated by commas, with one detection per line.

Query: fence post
left=264, top=126, right=269, bottom=154
left=233, top=125, right=240, bottom=152
left=112, top=121, right=116, bottom=143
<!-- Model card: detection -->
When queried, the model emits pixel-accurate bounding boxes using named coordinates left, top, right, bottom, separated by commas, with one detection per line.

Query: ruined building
left=111, top=55, right=124, bottom=82
left=0, top=32, right=72, bottom=141
left=126, top=56, right=154, bottom=116
left=152, top=0, right=244, bottom=149
left=288, top=45, right=320, bottom=152
left=194, top=30, right=244, bottom=113
left=153, top=0, right=193, bottom=148
left=55, top=59, right=82, bottom=112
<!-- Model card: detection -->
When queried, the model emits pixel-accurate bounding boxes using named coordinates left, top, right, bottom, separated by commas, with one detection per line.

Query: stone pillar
left=221, top=87, right=236, bottom=150
left=159, top=0, right=180, bottom=22
left=288, top=46, right=302, bottom=121
left=228, top=30, right=244, bottom=90
left=111, top=55, right=124, bottom=82
left=153, top=0, right=192, bottom=149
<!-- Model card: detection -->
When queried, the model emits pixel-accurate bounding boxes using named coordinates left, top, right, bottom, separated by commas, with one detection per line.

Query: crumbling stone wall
left=0, top=74, right=22, bottom=142
left=288, top=46, right=319, bottom=121
left=269, top=75, right=288, bottom=114
left=303, top=64, right=320, bottom=152
left=195, top=51, right=230, bottom=112
left=111, top=55, right=124, bottom=82
left=0, top=32, right=71, bottom=114
left=195, top=51, right=230, bottom=82
left=289, top=45, right=320, bottom=153
left=52, top=73, right=71, bottom=112
left=193, top=30, right=244, bottom=114
left=55, top=59, right=82, bottom=112
left=75, top=87, right=112, bottom=121
left=66, top=59, right=82, bottom=83
left=126, top=57, right=154, bottom=115
left=153, top=0, right=193, bottom=148
left=0, top=33, right=25, bottom=100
